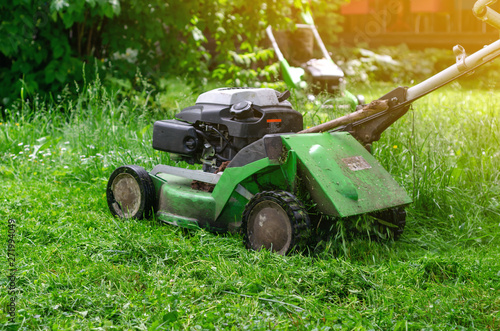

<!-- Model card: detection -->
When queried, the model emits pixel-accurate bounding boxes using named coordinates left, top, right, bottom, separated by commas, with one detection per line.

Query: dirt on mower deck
left=191, top=161, right=231, bottom=192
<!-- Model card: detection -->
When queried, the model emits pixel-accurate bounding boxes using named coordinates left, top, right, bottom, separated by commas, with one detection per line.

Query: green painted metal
left=215, top=159, right=300, bottom=228
left=281, top=132, right=412, bottom=217
left=280, top=60, right=305, bottom=89
left=149, top=131, right=411, bottom=231
left=215, top=165, right=290, bottom=229
left=150, top=173, right=214, bottom=229
left=214, top=190, right=248, bottom=232
left=280, top=150, right=298, bottom=192
left=212, top=157, right=278, bottom=218
left=149, top=157, right=295, bottom=231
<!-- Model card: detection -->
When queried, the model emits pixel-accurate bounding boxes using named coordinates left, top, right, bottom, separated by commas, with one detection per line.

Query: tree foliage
left=0, top=0, right=121, bottom=106
left=0, top=0, right=347, bottom=107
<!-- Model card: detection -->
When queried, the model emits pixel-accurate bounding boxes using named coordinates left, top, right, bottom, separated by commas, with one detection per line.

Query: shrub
left=0, top=0, right=348, bottom=111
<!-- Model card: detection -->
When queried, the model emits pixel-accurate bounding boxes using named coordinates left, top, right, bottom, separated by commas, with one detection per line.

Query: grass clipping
left=299, top=99, right=389, bottom=134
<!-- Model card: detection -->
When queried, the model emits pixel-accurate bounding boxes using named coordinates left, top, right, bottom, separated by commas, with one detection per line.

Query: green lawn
left=1, top=79, right=499, bottom=330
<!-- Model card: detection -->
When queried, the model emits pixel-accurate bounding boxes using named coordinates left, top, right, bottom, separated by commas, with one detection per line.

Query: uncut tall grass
left=0, top=77, right=499, bottom=329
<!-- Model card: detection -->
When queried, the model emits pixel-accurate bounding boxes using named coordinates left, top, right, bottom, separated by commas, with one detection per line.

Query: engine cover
left=152, top=87, right=303, bottom=171
left=175, top=88, right=303, bottom=138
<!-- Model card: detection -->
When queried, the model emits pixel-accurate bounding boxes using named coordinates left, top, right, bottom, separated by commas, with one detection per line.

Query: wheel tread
left=242, top=190, right=310, bottom=254
left=106, top=165, right=155, bottom=220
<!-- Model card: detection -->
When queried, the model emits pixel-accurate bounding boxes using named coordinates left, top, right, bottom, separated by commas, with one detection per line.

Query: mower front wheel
left=106, top=165, right=155, bottom=220
left=242, top=191, right=310, bottom=255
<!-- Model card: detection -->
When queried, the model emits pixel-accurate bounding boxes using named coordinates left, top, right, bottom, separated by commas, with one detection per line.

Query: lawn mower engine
left=152, top=88, right=303, bottom=173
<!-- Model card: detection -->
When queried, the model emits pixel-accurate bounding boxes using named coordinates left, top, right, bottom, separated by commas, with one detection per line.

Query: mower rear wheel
left=242, top=191, right=310, bottom=255
left=106, top=165, right=155, bottom=220
left=371, top=207, right=406, bottom=240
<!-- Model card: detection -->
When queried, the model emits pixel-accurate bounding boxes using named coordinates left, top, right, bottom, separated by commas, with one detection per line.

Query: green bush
left=0, top=0, right=121, bottom=111
left=0, top=0, right=348, bottom=112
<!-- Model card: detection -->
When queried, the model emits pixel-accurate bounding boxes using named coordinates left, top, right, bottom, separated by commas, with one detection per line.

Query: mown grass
left=0, top=77, right=499, bottom=330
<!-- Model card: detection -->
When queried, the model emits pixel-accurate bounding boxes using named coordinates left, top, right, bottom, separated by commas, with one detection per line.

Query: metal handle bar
left=406, top=0, right=500, bottom=102
left=265, top=26, right=286, bottom=63
left=329, top=0, right=500, bottom=146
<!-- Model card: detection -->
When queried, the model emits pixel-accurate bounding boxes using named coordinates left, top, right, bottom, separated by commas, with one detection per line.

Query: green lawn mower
left=265, top=9, right=364, bottom=109
left=107, top=0, right=500, bottom=255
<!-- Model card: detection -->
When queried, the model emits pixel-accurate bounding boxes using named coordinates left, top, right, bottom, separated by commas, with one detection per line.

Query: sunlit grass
left=0, top=78, right=499, bottom=329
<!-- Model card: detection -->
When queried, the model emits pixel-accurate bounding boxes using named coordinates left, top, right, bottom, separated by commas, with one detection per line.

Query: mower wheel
left=106, top=165, right=155, bottom=220
left=371, top=207, right=406, bottom=240
left=242, top=191, right=310, bottom=255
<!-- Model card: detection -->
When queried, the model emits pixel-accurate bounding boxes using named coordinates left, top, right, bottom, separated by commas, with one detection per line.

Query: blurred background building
left=339, top=0, right=500, bottom=50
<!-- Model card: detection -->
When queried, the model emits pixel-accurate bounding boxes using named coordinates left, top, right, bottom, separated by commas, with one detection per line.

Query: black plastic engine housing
left=153, top=120, right=200, bottom=156
left=152, top=87, right=303, bottom=170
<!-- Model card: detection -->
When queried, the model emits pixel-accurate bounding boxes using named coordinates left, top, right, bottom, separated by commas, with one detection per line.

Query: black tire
left=371, top=207, right=406, bottom=240
left=242, top=191, right=310, bottom=255
left=106, top=165, right=155, bottom=220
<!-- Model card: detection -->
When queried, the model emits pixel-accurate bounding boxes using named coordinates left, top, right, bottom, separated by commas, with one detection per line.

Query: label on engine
left=342, top=156, right=372, bottom=171
left=268, top=120, right=282, bottom=133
